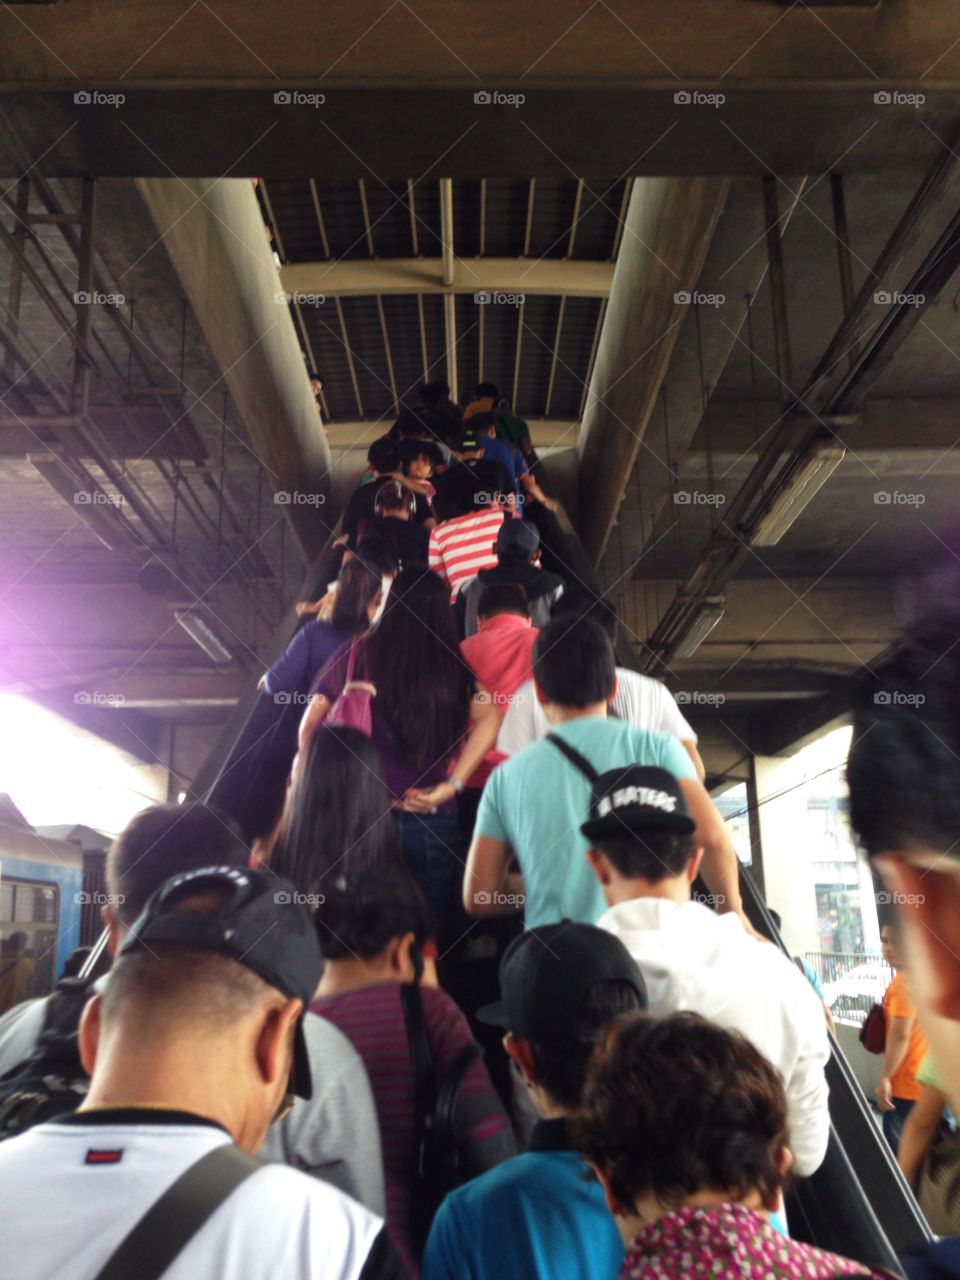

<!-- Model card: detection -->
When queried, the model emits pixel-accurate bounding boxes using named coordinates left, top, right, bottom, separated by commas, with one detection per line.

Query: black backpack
left=400, top=981, right=482, bottom=1251
left=0, top=976, right=92, bottom=1139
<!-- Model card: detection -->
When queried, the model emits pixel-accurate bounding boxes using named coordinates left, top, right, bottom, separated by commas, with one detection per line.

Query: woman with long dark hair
left=301, top=567, right=502, bottom=920
left=271, top=725, right=402, bottom=899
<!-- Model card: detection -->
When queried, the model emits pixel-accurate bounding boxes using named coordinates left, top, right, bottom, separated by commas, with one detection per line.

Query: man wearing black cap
left=457, top=518, right=565, bottom=637
left=421, top=922, right=645, bottom=1280
left=583, top=765, right=831, bottom=1179
left=0, top=866, right=406, bottom=1280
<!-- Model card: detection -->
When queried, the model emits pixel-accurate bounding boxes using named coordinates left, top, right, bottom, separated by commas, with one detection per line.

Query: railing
left=803, top=950, right=893, bottom=1026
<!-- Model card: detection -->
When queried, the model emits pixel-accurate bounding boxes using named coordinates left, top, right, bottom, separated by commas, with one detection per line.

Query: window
left=0, top=878, right=60, bottom=1017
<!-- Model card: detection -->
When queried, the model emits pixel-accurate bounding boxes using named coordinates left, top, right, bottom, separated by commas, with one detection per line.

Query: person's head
left=364, top=567, right=473, bottom=770
left=315, top=870, right=432, bottom=988
left=533, top=615, right=616, bottom=715
left=582, top=766, right=701, bottom=907
left=475, top=381, right=499, bottom=401
left=550, top=586, right=619, bottom=646
left=355, top=533, right=400, bottom=580
left=80, top=867, right=320, bottom=1153
left=418, top=381, right=443, bottom=407
left=471, top=411, right=497, bottom=437
left=104, top=803, right=249, bottom=955
left=880, top=919, right=905, bottom=970
left=3, top=930, right=27, bottom=957
left=273, top=726, right=401, bottom=897
left=478, top=922, right=646, bottom=1115
left=400, top=438, right=442, bottom=482
left=477, top=583, right=529, bottom=624
left=308, top=371, right=323, bottom=401
left=847, top=618, right=960, bottom=1107
left=451, top=425, right=483, bottom=461
left=571, top=1011, right=792, bottom=1240
left=367, top=436, right=401, bottom=476
left=496, top=518, right=540, bottom=567
left=373, top=478, right=416, bottom=522
left=330, top=553, right=387, bottom=634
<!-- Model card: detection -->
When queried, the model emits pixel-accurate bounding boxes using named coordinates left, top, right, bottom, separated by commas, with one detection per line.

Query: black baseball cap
left=477, top=921, right=646, bottom=1042
left=120, top=866, right=321, bottom=1099
left=455, top=426, right=481, bottom=452
left=581, top=765, right=696, bottom=842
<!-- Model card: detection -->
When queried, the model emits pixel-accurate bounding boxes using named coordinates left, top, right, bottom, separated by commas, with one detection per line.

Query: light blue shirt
left=475, top=716, right=696, bottom=928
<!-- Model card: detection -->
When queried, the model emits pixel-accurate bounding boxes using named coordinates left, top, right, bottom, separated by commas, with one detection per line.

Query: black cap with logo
left=581, top=765, right=697, bottom=843
left=120, top=866, right=320, bottom=1099
left=477, top=920, right=646, bottom=1042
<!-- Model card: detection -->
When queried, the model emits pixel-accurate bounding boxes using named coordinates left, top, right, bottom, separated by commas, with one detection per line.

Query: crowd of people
left=1, top=382, right=960, bottom=1278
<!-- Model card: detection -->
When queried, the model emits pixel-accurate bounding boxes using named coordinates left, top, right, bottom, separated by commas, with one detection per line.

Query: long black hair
left=363, top=567, right=474, bottom=771
left=272, top=725, right=401, bottom=897
left=330, top=554, right=385, bottom=634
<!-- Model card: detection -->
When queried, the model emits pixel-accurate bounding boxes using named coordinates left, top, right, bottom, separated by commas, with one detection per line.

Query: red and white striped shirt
left=428, top=508, right=505, bottom=601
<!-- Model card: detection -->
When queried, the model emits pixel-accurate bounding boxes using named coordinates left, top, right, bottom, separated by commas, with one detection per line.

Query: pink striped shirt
left=428, top=509, right=505, bottom=601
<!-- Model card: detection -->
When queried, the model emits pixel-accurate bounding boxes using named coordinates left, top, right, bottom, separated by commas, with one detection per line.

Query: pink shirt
left=460, top=615, right=538, bottom=789
left=428, top=509, right=505, bottom=601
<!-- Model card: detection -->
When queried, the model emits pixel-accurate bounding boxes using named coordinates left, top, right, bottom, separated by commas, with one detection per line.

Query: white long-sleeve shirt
left=598, top=896, right=830, bottom=1177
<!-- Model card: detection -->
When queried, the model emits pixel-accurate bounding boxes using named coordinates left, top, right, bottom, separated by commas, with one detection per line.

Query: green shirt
left=475, top=716, right=696, bottom=928
left=495, top=412, right=531, bottom=451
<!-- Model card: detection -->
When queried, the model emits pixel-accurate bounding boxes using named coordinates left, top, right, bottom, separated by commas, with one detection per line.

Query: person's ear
left=503, top=1032, right=537, bottom=1086
left=101, top=905, right=124, bottom=958
left=255, top=997, right=301, bottom=1088
left=585, top=1159, right=630, bottom=1219
left=687, top=846, right=705, bottom=884
left=78, top=994, right=103, bottom=1076
left=390, top=932, right=418, bottom=982
left=763, top=1146, right=794, bottom=1212
left=608, top=674, right=619, bottom=705
left=587, top=848, right=613, bottom=886
left=533, top=679, right=548, bottom=707
left=875, top=855, right=960, bottom=1020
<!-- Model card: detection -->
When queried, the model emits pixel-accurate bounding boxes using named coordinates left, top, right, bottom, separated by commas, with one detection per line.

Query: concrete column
left=137, top=177, right=332, bottom=562
left=576, top=176, right=730, bottom=564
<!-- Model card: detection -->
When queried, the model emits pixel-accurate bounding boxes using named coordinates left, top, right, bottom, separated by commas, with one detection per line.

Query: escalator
left=193, top=465, right=933, bottom=1271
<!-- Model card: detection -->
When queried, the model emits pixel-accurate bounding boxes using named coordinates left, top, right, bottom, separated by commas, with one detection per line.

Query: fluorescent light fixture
left=174, top=609, right=234, bottom=665
left=751, top=443, right=846, bottom=547
left=673, top=597, right=726, bottom=660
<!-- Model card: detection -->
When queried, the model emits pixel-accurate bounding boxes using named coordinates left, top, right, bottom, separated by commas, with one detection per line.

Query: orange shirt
left=884, top=970, right=928, bottom=1101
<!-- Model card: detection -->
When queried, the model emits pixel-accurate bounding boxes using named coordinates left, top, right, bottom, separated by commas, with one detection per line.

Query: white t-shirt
left=496, top=666, right=697, bottom=756
left=0, top=1112, right=401, bottom=1280
left=598, top=897, right=831, bottom=1177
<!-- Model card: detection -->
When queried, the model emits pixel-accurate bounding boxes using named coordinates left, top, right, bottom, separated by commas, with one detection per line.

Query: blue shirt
left=475, top=716, right=696, bottom=927
left=263, top=620, right=347, bottom=695
left=480, top=435, right=527, bottom=501
left=422, top=1119, right=624, bottom=1280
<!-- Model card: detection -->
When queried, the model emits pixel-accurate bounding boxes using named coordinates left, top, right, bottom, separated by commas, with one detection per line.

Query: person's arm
left=876, top=1014, right=915, bottom=1111
left=683, top=739, right=706, bottom=782
left=781, top=971, right=832, bottom=1176
left=462, top=835, right=524, bottom=916
left=519, top=471, right=557, bottom=512
left=263, top=627, right=313, bottom=696
left=898, top=1083, right=947, bottom=1185
left=421, top=1197, right=464, bottom=1280
left=399, top=689, right=503, bottom=812
left=677, top=777, right=743, bottom=919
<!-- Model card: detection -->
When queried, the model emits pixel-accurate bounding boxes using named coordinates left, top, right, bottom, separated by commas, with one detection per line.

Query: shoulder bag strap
left=94, top=1143, right=261, bottom=1280
left=545, top=732, right=601, bottom=784
left=400, top=982, right=437, bottom=1172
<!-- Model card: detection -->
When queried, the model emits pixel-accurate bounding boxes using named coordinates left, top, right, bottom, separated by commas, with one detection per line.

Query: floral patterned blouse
left=621, top=1202, right=896, bottom=1280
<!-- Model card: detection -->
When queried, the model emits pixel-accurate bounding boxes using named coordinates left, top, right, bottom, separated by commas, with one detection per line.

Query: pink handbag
left=325, top=639, right=377, bottom=737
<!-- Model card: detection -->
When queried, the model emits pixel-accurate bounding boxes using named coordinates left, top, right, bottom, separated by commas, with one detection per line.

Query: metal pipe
left=762, top=175, right=794, bottom=399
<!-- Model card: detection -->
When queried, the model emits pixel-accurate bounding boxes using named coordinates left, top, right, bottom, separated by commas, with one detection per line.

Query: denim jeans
left=393, top=810, right=465, bottom=924
left=882, top=1095, right=916, bottom=1154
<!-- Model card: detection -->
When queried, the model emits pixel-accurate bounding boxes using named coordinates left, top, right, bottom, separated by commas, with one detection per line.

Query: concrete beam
left=278, top=257, right=613, bottom=299
left=136, top=178, right=332, bottom=562
left=577, top=176, right=730, bottom=564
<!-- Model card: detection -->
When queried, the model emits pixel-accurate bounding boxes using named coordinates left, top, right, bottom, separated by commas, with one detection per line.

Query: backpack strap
left=545, top=732, right=601, bottom=785
left=434, top=1042, right=482, bottom=1158
left=93, top=1143, right=261, bottom=1280
left=400, top=981, right=437, bottom=1176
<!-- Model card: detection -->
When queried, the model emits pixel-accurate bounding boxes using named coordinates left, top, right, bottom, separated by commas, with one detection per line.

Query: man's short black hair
left=475, top=381, right=499, bottom=400
left=528, top=979, right=644, bottom=1109
left=471, top=411, right=496, bottom=433
left=848, top=617, right=960, bottom=861
left=591, top=830, right=697, bottom=883
left=550, top=587, right=618, bottom=644
left=367, top=437, right=401, bottom=473
left=315, top=871, right=432, bottom=961
left=107, top=803, right=248, bottom=926
left=419, top=382, right=442, bottom=406
left=533, top=615, right=616, bottom=708
left=478, top=583, right=529, bottom=621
